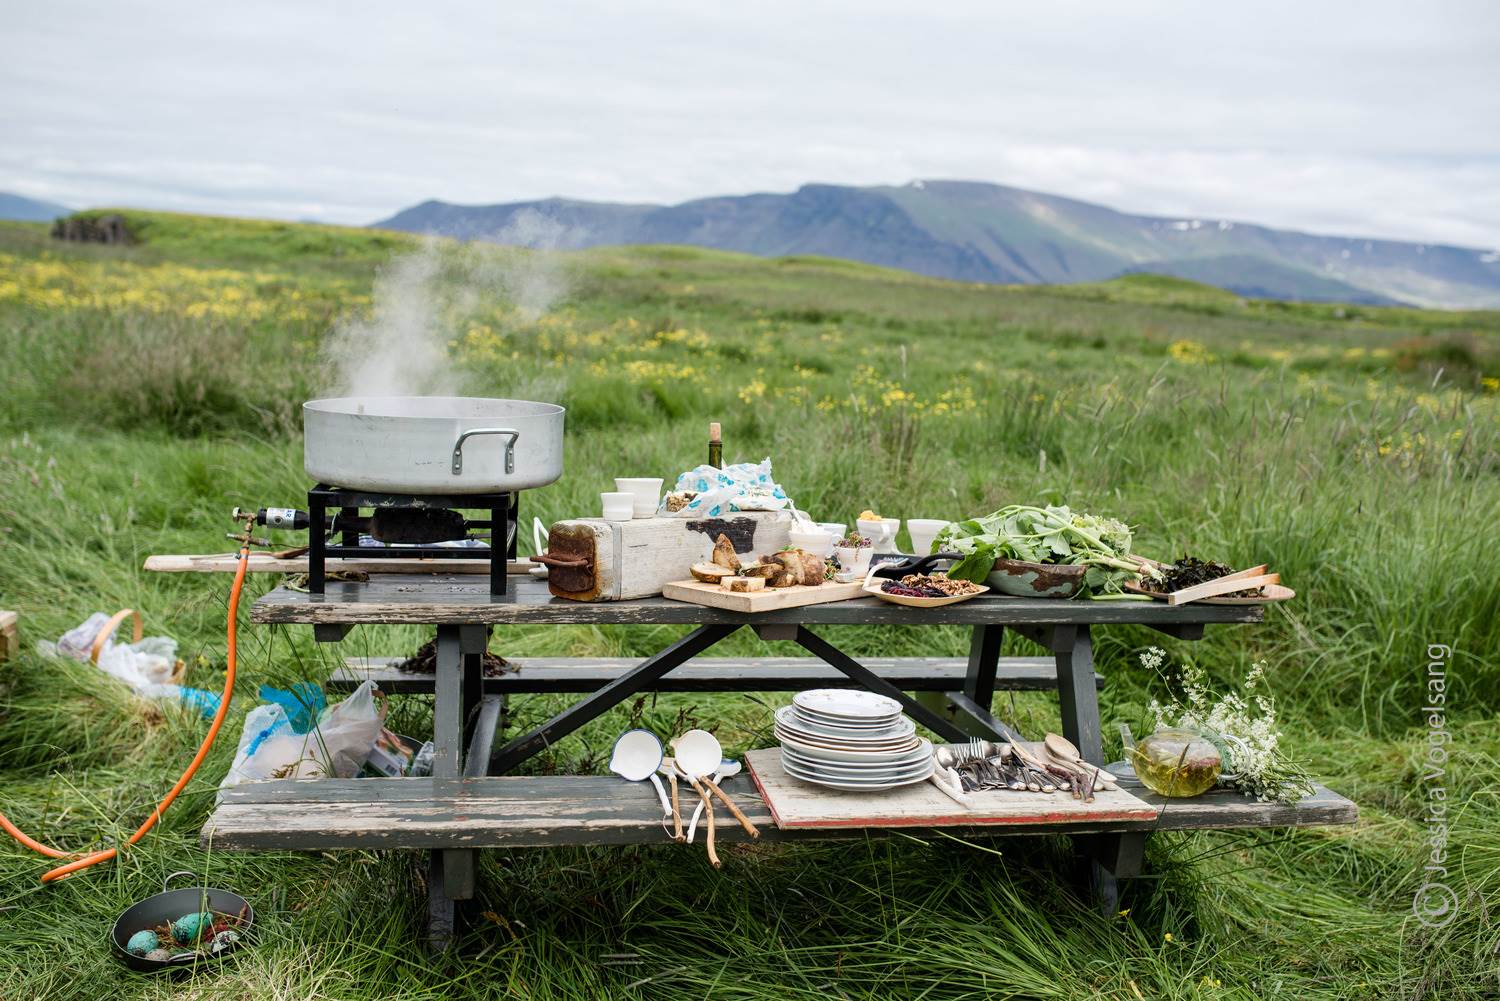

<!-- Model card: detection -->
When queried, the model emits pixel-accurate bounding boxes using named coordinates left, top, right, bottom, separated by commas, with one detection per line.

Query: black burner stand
left=306, top=485, right=518, bottom=596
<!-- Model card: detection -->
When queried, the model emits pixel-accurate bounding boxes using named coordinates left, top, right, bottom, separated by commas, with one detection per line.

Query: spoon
left=687, top=759, right=741, bottom=843
left=669, top=758, right=720, bottom=867
left=609, top=729, right=673, bottom=822
left=657, top=757, right=685, bottom=842
left=672, top=730, right=760, bottom=839
left=1044, top=733, right=1118, bottom=789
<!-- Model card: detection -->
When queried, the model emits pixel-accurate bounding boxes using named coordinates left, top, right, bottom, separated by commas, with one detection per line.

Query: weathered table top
left=251, top=574, right=1266, bottom=626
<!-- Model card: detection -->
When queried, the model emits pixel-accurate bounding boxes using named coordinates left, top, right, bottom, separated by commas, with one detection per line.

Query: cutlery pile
left=939, top=735, right=1118, bottom=803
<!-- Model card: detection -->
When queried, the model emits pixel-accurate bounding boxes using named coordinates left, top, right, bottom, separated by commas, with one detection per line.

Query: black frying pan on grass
left=110, top=871, right=254, bottom=974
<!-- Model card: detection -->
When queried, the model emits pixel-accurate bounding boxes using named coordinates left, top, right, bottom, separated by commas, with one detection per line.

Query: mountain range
left=0, top=191, right=72, bottom=223
left=375, top=180, right=1500, bottom=309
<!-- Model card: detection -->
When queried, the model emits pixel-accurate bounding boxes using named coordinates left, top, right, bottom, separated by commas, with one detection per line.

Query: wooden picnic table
left=208, top=572, right=1355, bottom=949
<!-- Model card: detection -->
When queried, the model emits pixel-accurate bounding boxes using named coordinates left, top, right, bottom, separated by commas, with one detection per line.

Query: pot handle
left=532, top=552, right=588, bottom=568
left=452, top=427, right=520, bottom=475
left=163, top=870, right=198, bottom=893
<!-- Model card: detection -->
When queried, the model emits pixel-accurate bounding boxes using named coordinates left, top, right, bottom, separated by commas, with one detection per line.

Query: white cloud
left=3, top=0, right=1498, bottom=247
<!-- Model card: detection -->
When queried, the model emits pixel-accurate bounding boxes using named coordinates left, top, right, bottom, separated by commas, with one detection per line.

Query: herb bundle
left=934, top=504, right=1148, bottom=594
left=1141, top=646, right=1314, bottom=803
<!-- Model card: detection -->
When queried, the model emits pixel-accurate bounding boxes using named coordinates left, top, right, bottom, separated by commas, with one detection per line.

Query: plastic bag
left=659, top=457, right=790, bottom=518
left=38, top=613, right=178, bottom=688
left=218, top=680, right=386, bottom=795
left=38, top=613, right=220, bottom=718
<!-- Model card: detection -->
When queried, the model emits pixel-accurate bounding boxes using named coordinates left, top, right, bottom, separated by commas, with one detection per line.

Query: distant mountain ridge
left=374, top=181, right=1500, bottom=309
left=0, top=191, right=71, bottom=222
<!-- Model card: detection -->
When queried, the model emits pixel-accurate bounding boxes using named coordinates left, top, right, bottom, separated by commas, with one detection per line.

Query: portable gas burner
left=304, top=484, right=519, bottom=595
left=255, top=395, right=566, bottom=596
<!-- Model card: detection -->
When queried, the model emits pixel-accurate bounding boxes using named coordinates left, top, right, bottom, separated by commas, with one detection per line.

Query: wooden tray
left=862, top=580, right=989, bottom=608
left=1125, top=583, right=1296, bottom=605
left=662, top=578, right=866, bottom=613
left=745, top=747, right=1157, bottom=829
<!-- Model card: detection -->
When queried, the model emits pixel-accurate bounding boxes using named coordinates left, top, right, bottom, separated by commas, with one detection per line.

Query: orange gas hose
left=0, top=543, right=248, bottom=882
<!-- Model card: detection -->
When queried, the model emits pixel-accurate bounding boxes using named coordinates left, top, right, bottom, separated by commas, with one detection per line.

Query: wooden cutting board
left=745, top=747, right=1157, bottom=829
left=662, top=578, right=866, bottom=613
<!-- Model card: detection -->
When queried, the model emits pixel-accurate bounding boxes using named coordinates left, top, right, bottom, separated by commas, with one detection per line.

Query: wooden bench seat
left=203, top=772, right=1358, bottom=852
left=330, top=655, right=1099, bottom=695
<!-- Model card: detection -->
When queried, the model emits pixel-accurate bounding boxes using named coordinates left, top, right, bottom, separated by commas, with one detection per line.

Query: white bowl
left=905, top=518, right=950, bottom=555
left=614, top=477, right=664, bottom=518
left=788, top=527, right=833, bottom=558
left=601, top=491, right=634, bottom=522
left=857, top=517, right=899, bottom=549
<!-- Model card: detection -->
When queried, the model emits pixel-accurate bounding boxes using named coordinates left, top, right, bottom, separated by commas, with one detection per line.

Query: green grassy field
left=1, top=211, right=1497, bottom=999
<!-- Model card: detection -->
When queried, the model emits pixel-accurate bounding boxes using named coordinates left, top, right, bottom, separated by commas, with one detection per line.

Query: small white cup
left=817, top=522, right=845, bottom=540
left=601, top=491, right=635, bottom=522
left=906, top=518, right=951, bottom=556
left=857, top=517, right=899, bottom=551
left=789, top=527, right=833, bottom=558
left=614, top=477, right=664, bottom=518
left=834, top=545, right=872, bottom=575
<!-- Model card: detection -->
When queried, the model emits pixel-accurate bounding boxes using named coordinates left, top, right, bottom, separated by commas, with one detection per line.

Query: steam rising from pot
left=321, top=210, right=581, bottom=397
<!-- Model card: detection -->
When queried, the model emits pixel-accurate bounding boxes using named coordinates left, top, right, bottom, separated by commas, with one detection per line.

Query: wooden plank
left=662, top=578, right=865, bottom=613
left=463, top=696, right=504, bottom=779
left=201, top=772, right=1357, bottom=851
left=329, top=655, right=1097, bottom=694
left=745, top=747, right=1157, bottom=830
left=251, top=574, right=1264, bottom=627
left=145, top=553, right=535, bottom=575
left=0, top=610, right=17, bottom=664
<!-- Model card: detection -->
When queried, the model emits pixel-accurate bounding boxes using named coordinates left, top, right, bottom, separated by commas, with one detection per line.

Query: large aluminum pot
left=304, top=396, right=565, bottom=494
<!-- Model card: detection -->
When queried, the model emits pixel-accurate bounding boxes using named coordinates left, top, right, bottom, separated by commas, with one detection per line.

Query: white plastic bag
left=218, top=680, right=386, bottom=795
left=660, top=457, right=790, bottom=518
left=38, top=612, right=179, bottom=688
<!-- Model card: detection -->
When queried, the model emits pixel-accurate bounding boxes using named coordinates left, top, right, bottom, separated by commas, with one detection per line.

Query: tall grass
left=1, top=215, right=1497, bottom=998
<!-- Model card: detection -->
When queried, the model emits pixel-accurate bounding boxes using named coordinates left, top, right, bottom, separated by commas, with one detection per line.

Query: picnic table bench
left=206, top=572, right=1357, bottom=949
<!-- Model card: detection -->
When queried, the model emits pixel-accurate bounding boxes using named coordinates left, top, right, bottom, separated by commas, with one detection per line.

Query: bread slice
left=711, top=534, right=741, bottom=572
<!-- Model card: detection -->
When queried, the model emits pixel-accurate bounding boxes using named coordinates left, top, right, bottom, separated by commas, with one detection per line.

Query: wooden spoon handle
left=694, top=782, right=720, bottom=868
left=669, top=771, right=684, bottom=842
left=702, top=777, right=760, bottom=839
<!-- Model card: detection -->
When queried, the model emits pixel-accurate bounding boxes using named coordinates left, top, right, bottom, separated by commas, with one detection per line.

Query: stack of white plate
left=774, top=689, right=934, bottom=791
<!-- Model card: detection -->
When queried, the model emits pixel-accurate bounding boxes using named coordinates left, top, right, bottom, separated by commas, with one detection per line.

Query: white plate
left=775, top=731, right=924, bottom=763
left=774, top=706, right=914, bottom=742
left=793, top=689, right=902, bottom=719
left=782, top=760, right=933, bottom=784
left=781, top=757, right=934, bottom=791
left=792, top=702, right=902, bottom=723
left=791, top=710, right=901, bottom=731
left=774, top=726, right=919, bottom=755
left=781, top=747, right=933, bottom=778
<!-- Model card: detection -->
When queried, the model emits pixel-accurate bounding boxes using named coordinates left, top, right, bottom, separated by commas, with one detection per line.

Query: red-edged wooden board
left=745, top=747, right=1158, bottom=830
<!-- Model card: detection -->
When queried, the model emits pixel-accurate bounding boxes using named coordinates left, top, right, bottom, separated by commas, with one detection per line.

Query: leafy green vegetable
left=934, top=504, right=1151, bottom=595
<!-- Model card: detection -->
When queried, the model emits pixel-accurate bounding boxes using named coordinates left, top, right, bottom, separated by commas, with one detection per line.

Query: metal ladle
left=609, top=729, right=673, bottom=822
left=671, top=730, right=760, bottom=839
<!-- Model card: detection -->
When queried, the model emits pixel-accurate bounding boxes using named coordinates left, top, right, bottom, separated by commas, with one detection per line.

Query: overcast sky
left=4, top=1, right=1498, bottom=248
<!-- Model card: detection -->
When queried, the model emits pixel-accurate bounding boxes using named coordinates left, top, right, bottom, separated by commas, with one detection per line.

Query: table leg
left=1053, top=625, right=1102, bottom=765
left=431, top=625, right=476, bottom=940
left=793, top=627, right=970, bottom=744
left=487, top=624, right=741, bottom=774
left=1044, top=624, right=1145, bottom=913
left=962, top=625, right=1005, bottom=709
left=425, top=851, right=455, bottom=953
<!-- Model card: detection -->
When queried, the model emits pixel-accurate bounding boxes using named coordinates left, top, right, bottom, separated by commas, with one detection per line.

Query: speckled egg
left=209, top=930, right=241, bottom=953
left=144, top=948, right=173, bottom=962
left=171, top=910, right=214, bottom=944
left=126, top=929, right=159, bottom=956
